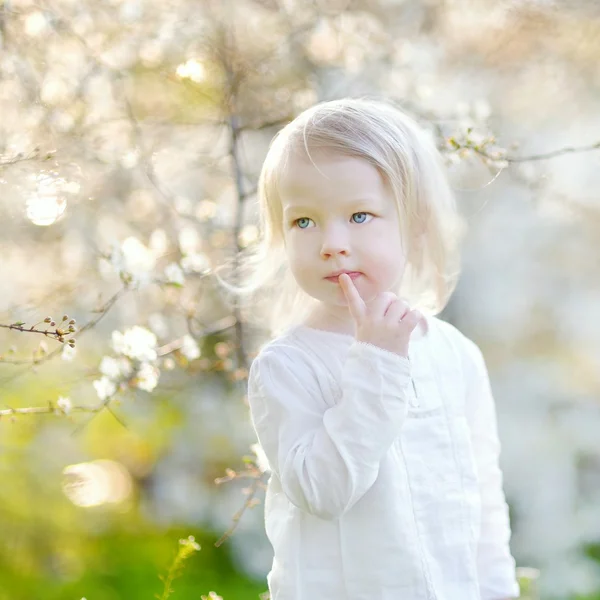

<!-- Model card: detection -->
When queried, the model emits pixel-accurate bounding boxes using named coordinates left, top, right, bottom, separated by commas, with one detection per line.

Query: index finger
left=338, top=273, right=366, bottom=322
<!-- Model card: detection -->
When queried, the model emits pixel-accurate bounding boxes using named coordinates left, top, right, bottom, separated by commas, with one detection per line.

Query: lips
left=324, top=271, right=362, bottom=282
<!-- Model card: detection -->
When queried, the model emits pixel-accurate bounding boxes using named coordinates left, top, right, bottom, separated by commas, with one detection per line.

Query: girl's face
left=279, top=150, right=408, bottom=322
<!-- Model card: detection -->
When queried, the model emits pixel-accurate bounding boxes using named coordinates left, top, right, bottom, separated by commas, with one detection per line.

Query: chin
left=299, top=284, right=341, bottom=306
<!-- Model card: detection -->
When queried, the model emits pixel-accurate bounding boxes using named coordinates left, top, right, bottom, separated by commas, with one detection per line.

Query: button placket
left=407, top=349, right=420, bottom=408
left=407, top=342, right=446, bottom=415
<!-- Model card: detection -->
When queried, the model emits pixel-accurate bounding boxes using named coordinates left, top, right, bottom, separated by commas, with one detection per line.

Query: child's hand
left=338, top=273, right=423, bottom=359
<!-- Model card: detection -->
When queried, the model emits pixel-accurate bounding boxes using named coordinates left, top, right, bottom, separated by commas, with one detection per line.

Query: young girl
left=218, top=98, right=520, bottom=600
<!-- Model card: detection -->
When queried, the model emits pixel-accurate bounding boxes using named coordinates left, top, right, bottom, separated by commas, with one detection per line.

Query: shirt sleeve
left=247, top=340, right=413, bottom=520
left=462, top=337, right=521, bottom=600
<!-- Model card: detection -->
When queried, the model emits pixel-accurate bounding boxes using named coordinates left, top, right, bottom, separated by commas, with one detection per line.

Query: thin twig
left=499, top=140, right=600, bottom=163
left=0, top=322, right=72, bottom=341
left=214, top=476, right=264, bottom=547
left=0, top=285, right=128, bottom=386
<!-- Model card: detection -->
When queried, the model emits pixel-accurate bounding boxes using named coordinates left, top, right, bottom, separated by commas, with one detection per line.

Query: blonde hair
left=213, top=97, right=466, bottom=339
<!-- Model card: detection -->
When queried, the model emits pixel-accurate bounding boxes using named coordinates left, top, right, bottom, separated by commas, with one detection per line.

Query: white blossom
left=165, top=262, right=185, bottom=285
left=56, top=396, right=72, bottom=415
left=135, top=362, right=159, bottom=392
left=148, top=313, right=169, bottom=338
left=111, top=326, right=157, bottom=362
left=178, top=225, right=201, bottom=254
left=61, top=344, right=77, bottom=361
left=176, top=58, right=206, bottom=83
left=24, top=11, right=49, bottom=37
left=99, top=355, right=132, bottom=380
left=180, top=252, right=210, bottom=274
left=149, top=228, right=169, bottom=254
left=93, top=376, right=117, bottom=401
left=109, top=236, right=156, bottom=286
left=180, top=334, right=200, bottom=360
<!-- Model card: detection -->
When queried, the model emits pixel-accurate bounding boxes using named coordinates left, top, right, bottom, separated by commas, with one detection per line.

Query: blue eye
left=292, top=213, right=373, bottom=229
left=294, top=217, right=313, bottom=229
left=352, top=212, right=369, bottom=223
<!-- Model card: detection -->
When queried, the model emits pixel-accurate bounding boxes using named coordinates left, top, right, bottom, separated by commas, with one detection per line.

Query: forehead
left=278, top=151, right=389, bottom=210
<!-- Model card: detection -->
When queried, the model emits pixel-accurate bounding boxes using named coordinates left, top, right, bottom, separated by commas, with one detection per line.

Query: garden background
left=1, top=0, right=600, bottom=598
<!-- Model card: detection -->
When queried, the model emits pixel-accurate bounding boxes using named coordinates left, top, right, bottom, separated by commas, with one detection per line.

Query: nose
left=320, top=225, right=350, bottom=259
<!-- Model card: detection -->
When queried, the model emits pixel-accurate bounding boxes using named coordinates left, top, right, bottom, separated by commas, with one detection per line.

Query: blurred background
left=1, top=0, right=599, bottom=598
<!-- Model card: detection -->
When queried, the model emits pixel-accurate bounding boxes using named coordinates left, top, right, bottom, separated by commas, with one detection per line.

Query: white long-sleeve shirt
left=247, top=315, right=520, bottom=600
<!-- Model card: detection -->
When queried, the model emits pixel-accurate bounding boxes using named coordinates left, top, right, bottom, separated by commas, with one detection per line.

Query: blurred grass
left=0, top=527, right=267, bottom=600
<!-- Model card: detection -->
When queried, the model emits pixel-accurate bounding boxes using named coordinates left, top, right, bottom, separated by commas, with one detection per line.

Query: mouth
left=324, top=271, right=362, bottom=283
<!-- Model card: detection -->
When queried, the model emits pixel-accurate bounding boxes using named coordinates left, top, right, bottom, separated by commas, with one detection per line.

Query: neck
left=304, top=305, right=356, bottom=336
left=303, top=304, right=429, bottom=340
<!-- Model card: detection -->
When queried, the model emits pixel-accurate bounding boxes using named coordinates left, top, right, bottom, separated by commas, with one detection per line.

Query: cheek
left=287, top=239, right=306, bottom=268
left=287, top=242, right=313, bottom=279
left=362, top=230, right=405, bottom=279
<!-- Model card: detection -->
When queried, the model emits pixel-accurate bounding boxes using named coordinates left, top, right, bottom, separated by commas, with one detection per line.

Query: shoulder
left=427, top=317, right=492, bottom=416
left=248, top=331, right=320, bottom=387
left=250, top=328, right=318, bottom=364
left=427, top=315, right=486, bottom=373
left=247, top=332, right=332, bottom=413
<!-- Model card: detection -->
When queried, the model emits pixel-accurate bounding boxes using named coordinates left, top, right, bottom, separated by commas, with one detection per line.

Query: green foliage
left=157, top=536, right=202, bottom=600
left=583, top=543, right=600, bottom=565
left=0, top=528, right=267, bottom=600
left=573, top=593, right=600, bottom=600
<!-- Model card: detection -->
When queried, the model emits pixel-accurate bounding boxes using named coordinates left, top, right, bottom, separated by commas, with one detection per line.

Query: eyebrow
left=283, top=198, right=380, bottom=217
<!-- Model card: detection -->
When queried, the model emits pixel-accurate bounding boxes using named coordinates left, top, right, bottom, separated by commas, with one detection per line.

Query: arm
left=463, top=338, right=521, bottom=600
left=247, top=340, right=412, bottom=520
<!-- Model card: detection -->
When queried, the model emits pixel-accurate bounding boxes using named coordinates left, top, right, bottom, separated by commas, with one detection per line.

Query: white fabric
left=247, top=315, right=520, bottom=600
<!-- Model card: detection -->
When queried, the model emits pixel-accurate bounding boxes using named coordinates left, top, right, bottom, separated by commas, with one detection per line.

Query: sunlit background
left=1, top=0, right=599, bottom=599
